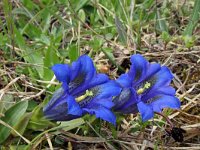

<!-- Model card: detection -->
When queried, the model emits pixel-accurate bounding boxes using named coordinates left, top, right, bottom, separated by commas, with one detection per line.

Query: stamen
left=76, top=90, right=94, bottom=102
left=144, top=82, right=151, bottom=89
left=137, top=88, right=144, bottom=94
left=137, top=82, right=151, bottom=94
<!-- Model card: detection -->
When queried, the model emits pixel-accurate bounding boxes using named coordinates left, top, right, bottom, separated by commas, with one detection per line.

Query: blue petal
left=44, top=101, right=80, bottom=121
left=43, top=88, right=67, bottom=120
left=128, top=54, right=148, bottom=85
left=113, top=88, right=132, bottom=109
left=77, top=81, right=121, bottom=108
left=144, top=63, right=161, bottom=80
left=137, top=101, right=154, bottom=121
left=142, top=86, right=176, bottom=102
left=127, top=55, right=161, bottom=88
left=66, top=95, right=83, bottom=116
left=43, top=88, right=65, bottom=111
left=113, top=88, right=138, bottom=113
left=83, top=106, right=116, bottom=125
left=69, top=55, right=96, bottom=94
left=151, top=95, right=181, bottom=113
left=79, top=55, right=96, bottom=81
left=139, top=66, right=174, bottom=101
left=52, top=64, right=71, bottom=83
left=88, top=74, right=109, bottom=87
left=69, top=58, right=81, bottom=81
left=83, top=98, right=116, bottom=124
left=91, top=98, right=114, bottom=109
left=116, top=74, right=132, bottom=87
left=90, top=80, right=121, bottom=100
left=71, top=73, right=109, bottom=96
left=43, top=91, right=82, bottom=121
left=147, top=66, right=174, bottom=91
left=43, top=99, right=69, bottom=121
left=120, top=103, right=139, bottom=114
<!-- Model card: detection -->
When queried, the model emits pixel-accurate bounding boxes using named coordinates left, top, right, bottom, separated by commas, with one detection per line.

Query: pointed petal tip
left=137, top=102, right=154, bottom=122
left=83, top=106, right=116, bottom=125
left=161, top=66, right=174, bottom=78
left=117, top=74, right=132, bottom=88
left=51, top=64, right=71, bottom=83
left=66, top=95, right=83, bottom=116
left=151, top=95, right=181, bottom=113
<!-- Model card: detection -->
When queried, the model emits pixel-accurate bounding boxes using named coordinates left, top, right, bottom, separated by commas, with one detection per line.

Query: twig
left=45, top=133, right=54, bottom=150
left=0, top=119, right=31, bottom=144
left=0, top=76, right=23, bottom=101
left=21, top=75, right=56, bottom=101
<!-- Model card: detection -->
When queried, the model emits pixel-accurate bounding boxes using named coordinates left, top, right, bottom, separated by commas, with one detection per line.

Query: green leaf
left=58, top=118, right=85, bottom=131
left=12, top=113, right=32, bottom=136
left=12, top=8, right=32, bottom=18
left=68, top=44, right=79, bottom=63
left=161, top=31, right=171, bottom=43
left=27, top=100, right=38, bottom=112
left=115, top=16, right=127, bottom=44
left=43, top=46, right=60, bottom=80
left=78, top=9, right=86, bottom=22
left=14, top=27, right=44, bottom=78
left=41, top=118, right=85, bottom=136
left=9, top=145, right=28, bottom=150
left=109, top=123, right=117, bottom=138
left=0, top=94, right=14, bottom=113
left=0, top=101, right=28, bottom=144
left=182, top=35, right=195, bottom=48
left=27, top=104, right=55, bottom=131
left=183, top=0, right=200, bottom=36
left=26, top=118, right=85, bottom=150
left=74, top=0, right=90, bottom=12
left=156, top=11, right=168, bottom=32
left=90, top=37, right=103, bottom=52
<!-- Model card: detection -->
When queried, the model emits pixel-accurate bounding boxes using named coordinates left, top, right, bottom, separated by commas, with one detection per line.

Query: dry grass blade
left=0, top=120, right=30, bottom=144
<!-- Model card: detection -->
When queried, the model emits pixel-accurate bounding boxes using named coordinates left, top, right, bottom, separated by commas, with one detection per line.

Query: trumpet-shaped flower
left=113, top=54, right=181, bottom=121
left=43, top=55, right=121, bottom=125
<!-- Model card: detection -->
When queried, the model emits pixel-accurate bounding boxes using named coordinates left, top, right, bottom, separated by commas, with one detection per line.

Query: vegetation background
left=0, top=0, right=199, bottom=149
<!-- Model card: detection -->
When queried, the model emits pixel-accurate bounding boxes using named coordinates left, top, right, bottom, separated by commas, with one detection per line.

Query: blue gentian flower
left=113, top=54, right=181, bottom=121
left=43, top=55, right=121, bottom=125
